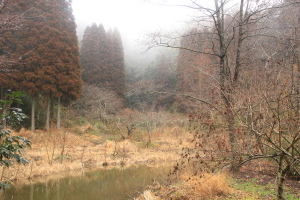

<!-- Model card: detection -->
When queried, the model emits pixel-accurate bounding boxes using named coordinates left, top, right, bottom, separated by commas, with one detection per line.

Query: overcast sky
left=71, top=0, right=192, bottom=61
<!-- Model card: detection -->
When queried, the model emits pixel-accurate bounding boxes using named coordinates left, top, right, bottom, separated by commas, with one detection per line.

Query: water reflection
left=2, top=164, right=170, bottom=200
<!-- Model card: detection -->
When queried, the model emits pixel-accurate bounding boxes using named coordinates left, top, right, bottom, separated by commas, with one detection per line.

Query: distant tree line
left=125, top=51, right=177, bottom=111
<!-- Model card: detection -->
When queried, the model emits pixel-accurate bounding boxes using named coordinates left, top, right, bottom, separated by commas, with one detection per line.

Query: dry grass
left=4, top=123, right=237, bottom=200
left=182, top=173, right=232, bottom=200
left=2, top=125, right=192, bottom=184
left=155, top=172, right=232, bottom=200
left=134, top=190, right=161, bottom=200
left=151, top=126, right=192, bottom=147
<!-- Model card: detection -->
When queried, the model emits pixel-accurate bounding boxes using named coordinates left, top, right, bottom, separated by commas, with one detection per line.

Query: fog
left=71, top=0, right=192, bottom=66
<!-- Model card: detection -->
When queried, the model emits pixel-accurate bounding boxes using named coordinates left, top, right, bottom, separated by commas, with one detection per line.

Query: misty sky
left=71, top=0, right=192, bottom=60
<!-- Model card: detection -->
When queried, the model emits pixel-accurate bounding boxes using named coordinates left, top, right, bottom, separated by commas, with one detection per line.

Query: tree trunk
left=255, top=134, right=266, bottom=154
left=127, top=126, right=132, bottom=137
left=0, top=86, right=3, bottom=128
left=50, top=95, right=54, bottom=124
left=46, top=96, right=51, bottom=132
left=226, top=106, right=239, bottom=171
left=57, top=97, right=61, bottom=130
left=31, top=98, right=35, bottom=133
left=0, top=86, right=3, bottom=100
left=3, top=107, right=7, bottom=130
left=217, top=0, right=247, bottom=172
left=233, top=0, right=244, bottom=82
left=277, top=156, right=289, bottom=200
left=220, top=52, right=239, bottom=171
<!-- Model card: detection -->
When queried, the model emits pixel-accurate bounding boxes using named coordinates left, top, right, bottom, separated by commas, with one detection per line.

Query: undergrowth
left=229, top=178, right=299, bottom=200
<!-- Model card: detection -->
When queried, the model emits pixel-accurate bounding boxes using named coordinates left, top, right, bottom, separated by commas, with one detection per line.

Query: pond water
left=2, top=164, right=171, bottom=200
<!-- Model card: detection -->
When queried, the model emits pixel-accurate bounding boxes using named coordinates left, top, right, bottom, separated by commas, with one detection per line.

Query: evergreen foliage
left=110, top=28, right=125, bottom=98
left=0, top=91, right=31, bottom=190
left=0, top=0, right=82, bottom=100
left=0, top=0, right=82, bottom=130
left=80, top=24, right=125, bottom=99
left=81, top=23, right=105, bottom=86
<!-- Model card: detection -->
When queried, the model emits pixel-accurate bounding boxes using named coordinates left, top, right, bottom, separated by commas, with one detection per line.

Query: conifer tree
left=0, top=0, right=38, bottom=95
left=0, top=0, right=81, bottom=131
left=40, top=0, right=81, bottom=131
left=108, top=28, right=125, bottom=98
left=0, top=0, right=45, bottom=131
left=97, top=24, right=110, bottom=88
left=105, top=28, right=115, bottom=88
left=51, top=0, right=82, bottom=130
left=80, top=24, right=125, bottom=103
left=81, top=23, right=103, bottom=86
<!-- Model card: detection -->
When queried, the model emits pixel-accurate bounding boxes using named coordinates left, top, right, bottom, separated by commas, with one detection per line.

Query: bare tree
left=146, top=0, right=300, bottom=199
left=236, top=63, right=300, bottom=200
left=148, top=0, right=279, bottom=171
left=72, top=84, right=124, bottom=121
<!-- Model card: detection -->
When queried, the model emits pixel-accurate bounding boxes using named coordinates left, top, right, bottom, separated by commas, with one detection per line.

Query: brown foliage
left=0, top=0, right=82, bottom=101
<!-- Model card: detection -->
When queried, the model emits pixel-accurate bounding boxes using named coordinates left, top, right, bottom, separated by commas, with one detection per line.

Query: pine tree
left=81, top=23, right=103, bottom=86
left=109, top=28, right=125, bottom=98
left=52, top=0, right=82, bottom=130
left=0, top=0, right=45, bottom=132
left=105, top=28, right=115, bottom=88
left=0, top=0, right=82, bottom=131
left=98, top=24, right=110, bottom=88
left=80, top=24, right=125, bottom=103
left=0, top=0, right=39, bottom=95
left=40, top=0, right=81, bottom=131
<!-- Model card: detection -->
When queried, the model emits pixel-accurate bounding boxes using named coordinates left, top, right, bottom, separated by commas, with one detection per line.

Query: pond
left=2, top=164, right=172, bottom=200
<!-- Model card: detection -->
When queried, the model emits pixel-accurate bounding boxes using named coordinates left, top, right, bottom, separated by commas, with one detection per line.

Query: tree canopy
left=80, top=24, right=125, bottom=99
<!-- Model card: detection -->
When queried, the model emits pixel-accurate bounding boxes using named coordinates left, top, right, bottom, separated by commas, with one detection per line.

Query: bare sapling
left=59, top=131, right=69, bottom=164
left=143, top=112, right=158, bottom=147
left=113, top=140, right=118, bottom=156
left=103, top=141, right=108, bottom=166
left=45, top=132, right=58, bottom=166
left=120, top=141, right=128, bottom=166
left=80, top=135, right=87, bottom=168
left=13, top=164, right=20, bottom=180
left=238, top=84, right=300, bottom=199
left=116, top=109, right=145, bottom=139
left=28, top=160, right=34, bottom=179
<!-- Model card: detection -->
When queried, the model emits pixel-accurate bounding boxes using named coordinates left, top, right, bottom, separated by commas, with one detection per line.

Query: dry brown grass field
left=1, top=125, right=193, bottom=184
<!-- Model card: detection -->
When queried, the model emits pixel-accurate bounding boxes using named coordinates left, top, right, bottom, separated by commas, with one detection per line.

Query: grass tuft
left=161, top=173, right=232, bottom=200
left=134, top=190, right=160, bottom=200
left=183, top=173, right=232, bottom=200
